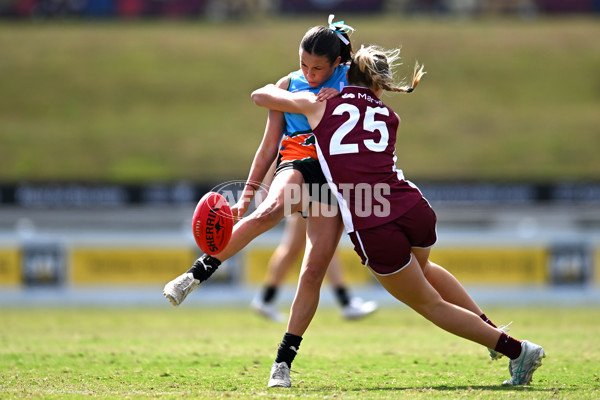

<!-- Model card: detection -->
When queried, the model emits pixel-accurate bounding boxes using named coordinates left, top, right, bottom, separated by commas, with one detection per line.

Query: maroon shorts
left=348, top=198, right=437, bottom=275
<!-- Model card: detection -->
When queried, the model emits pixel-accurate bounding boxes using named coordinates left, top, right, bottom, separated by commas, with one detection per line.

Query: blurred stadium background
left=1, top=0, right=599, bottom=308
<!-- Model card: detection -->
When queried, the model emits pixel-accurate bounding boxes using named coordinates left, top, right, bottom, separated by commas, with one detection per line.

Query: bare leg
left=374, top=250, right=501, bottom=349
left=264, top=213, right=306, bottom=286
left=265, top=213, right=345, bottom=288
left=413, top=250, right=483, bottom=316
left=252, top=214, right=306, bottom=321
left=324, top=252, right=344, bottom=286
left=164, top=169, right=309, bottom=308
left=214, top=168, right=306, bottom=262
left=266, top=214, right=351, bottom=292
left=286, top=212, right=344, bottom=336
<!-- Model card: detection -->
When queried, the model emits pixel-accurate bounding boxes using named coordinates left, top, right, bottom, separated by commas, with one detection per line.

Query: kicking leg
left=164, top=169, right=305, bottom=306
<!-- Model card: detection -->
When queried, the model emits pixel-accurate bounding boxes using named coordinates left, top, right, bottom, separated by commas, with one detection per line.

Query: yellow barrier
left=245, top=246, right=549, bottom=285
left=0, top=244, right=569, bottom=286
left=70, top=248, right=197, bottom=284
left=0, top=248, right=21, bottom=285
left=430, top=247, right=548, bottom=284
left=244, top=247, right=373, bottom=285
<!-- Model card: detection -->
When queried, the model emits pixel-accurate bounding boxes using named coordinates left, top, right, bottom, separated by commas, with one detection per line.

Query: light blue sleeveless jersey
left=284, top=64, right=349, bottom=138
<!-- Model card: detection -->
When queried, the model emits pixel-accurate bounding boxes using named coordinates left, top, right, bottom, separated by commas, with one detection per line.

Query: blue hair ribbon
left=328, top=14, right=355, bottom=45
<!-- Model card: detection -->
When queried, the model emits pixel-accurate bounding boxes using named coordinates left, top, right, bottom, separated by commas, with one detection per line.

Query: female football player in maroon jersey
left=252, top=45, right=545, bottom=388
left=164, top=17, right=354, bottom=311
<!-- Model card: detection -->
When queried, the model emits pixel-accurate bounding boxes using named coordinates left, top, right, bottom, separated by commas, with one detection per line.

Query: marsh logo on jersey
left=342, top=93, right=355, bottom=99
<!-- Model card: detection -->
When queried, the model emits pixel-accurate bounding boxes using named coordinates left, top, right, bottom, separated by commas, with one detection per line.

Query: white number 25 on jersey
left=329, top=104, right=390, bottom=155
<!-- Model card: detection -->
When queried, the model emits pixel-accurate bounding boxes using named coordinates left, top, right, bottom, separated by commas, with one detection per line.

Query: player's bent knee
left=415, top=298, right=447, bottom=321
left=299, top=264, right=328, bottom=287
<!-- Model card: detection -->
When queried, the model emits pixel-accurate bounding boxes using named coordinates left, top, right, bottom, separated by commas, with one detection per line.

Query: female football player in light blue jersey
left=164, top=17, right=360, bottom=341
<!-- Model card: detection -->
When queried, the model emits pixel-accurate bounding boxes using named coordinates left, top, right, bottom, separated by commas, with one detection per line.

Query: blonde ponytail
left=349, top=45, right=426, bottom=94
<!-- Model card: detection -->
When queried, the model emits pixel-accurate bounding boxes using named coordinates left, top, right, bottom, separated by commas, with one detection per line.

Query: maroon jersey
left=312, top=86, right=423, bottom=232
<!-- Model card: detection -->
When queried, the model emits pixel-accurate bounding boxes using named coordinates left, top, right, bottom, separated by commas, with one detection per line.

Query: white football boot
left=251, top=298, right=285, bottom=322
left=502, top=340, right=545, bottom=385
left=268, top=361, right=291, bottom=388
left=341, top=297, right=378, bottom=320
left=163, top=272, right=199, bottom=306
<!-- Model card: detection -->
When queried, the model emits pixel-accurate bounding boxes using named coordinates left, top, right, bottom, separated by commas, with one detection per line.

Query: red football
left=192, top=192, right=233, bottom=255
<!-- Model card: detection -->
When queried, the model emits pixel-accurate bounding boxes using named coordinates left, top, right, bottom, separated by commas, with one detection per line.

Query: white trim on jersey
left=406, top=179, right=424, bottom=196
left=352, top=231, right=370, bottom=267
left=369, top=253, right=413, bottom=277
left=313, top=136, right=355, bottom=233
left=392, top=153, right=406, bottom=181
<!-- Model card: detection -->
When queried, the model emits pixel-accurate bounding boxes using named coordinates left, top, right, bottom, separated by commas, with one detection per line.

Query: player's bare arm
left=230, top=79, right=289, bottom=220
left=251, top=84, right=325, bottom=129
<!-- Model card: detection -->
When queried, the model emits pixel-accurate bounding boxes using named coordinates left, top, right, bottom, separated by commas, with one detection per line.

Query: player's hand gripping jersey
left=312, top=86, right=423, bottom=232
left=280, top=64, right=349, bottom=164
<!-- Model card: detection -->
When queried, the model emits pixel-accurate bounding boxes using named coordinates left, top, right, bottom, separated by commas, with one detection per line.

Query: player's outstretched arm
left=251, top=84, right=317, bottom=115
left=251, top=84, right=324, bottom=130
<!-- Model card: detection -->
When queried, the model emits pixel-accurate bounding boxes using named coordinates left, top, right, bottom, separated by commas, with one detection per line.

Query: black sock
left=187, top=254, right=221, bottom=282
left=275, top=332, right=302, bottom=368
left=262, top=286, right=278, bottom=304
left=480, top=313, right=498, bottom=328
left=334, top=286, right=350, bottom=307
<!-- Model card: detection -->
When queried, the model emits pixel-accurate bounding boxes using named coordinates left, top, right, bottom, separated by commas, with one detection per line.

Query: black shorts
left=275, top=159, right=336, bottom=206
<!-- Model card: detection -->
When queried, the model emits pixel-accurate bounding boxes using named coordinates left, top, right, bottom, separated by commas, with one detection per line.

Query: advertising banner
left=0, top=248, right=21, bottom=285
left=244, top=246, right=373, bottom=285
left=70, top=247, right=198, bottom=284
left=430, top=247, right=549, bottom=284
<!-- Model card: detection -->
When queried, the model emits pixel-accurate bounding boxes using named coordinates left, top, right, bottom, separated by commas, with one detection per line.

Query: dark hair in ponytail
left=300, top=26, right=353, bottom=65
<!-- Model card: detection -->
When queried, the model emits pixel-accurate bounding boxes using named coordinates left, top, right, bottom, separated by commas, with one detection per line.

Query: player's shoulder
left=287, top=69, right=305, bottom=83
left=275, top=75, right=291, bottom=90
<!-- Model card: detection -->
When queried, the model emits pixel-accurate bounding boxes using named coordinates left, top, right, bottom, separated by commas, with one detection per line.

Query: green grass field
left=2, top=306, right=599, bottom=399
left=1, top=17, right=599, bottom=183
